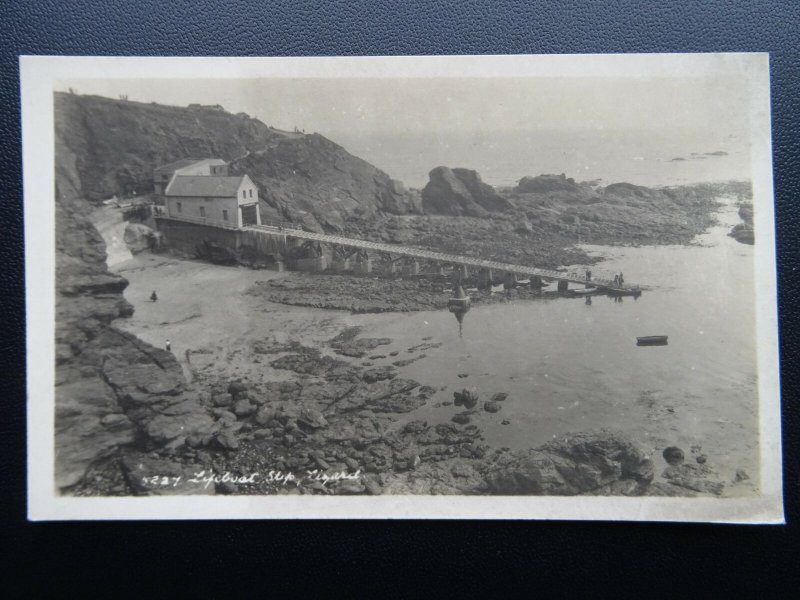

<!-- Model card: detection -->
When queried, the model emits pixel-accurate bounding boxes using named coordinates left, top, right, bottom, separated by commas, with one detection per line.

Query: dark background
left=1, top=0, right=797, bottom=594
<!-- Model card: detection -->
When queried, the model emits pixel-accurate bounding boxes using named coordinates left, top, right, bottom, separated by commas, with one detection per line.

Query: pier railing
left=259, top=219, right=303, bottom=231
left=154, top=214, right=240, bottom=230
left=245, top=223, right=643, bottom=290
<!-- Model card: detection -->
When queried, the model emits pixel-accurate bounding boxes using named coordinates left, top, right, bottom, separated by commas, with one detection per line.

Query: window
left=223, top=209, right=228, bottom=221
left=199, top=206, right=205, bottom=217
left=249, top=189, right=253, bottom=198
left=177, top=202, right=182, bottom=213
left=242, top=189, right=246, bottom=199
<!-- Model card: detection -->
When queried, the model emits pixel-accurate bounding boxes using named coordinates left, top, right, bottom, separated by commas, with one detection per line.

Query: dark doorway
left=241, top=205, right=259, bottom=226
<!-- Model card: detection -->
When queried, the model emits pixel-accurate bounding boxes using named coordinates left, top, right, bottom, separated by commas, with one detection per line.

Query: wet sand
left=114, top=255, right=356, bottom=384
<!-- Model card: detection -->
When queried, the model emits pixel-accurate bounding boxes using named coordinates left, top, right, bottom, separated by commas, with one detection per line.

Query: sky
left=63, top=75, right=750, bottom=137
left=61, top=75, right=754, bottom=187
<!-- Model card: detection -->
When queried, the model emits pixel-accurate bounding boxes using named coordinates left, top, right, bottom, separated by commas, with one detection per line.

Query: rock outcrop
left=421, top=167, right=513, bottom=216
left=54, top=92, right=421, bottom=232
left=55, top=193, right=219, bottom=490
left=484, top=431, right=654, bottom=495
left=54, top=104, right=222, bottom=491
left=123, top=223, right=156, bottom=254
left=515, top=173, right=581, bottom=194
left=730, top=202, right=755, bottom=244
left=235, top=133, right=421, bottom=232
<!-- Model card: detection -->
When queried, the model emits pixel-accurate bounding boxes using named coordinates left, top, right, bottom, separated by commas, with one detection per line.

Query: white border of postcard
left=22, top=53, right=783, bottom=522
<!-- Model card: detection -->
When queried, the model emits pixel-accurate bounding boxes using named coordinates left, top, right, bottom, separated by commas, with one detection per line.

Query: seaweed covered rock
left=453, top=388, right=479, bottom=409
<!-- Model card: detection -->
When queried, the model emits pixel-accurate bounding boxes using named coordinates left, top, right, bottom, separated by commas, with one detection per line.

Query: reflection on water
left=448, top=284, right=471, bottom=338
left=349, top=196, right=759, bottom=484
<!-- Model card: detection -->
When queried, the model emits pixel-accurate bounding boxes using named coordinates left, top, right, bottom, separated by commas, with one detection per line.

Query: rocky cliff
left=54, top=183, right=226, bottom=490
left=232, top=134, right=421, bottom=232
left=417, top=166, right=748, bottom=249
left=54, top=92, right=419, bottom=231
left=421, top=166, right=514, bottom=217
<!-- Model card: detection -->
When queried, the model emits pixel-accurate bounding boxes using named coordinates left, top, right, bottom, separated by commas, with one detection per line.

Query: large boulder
left=298, top=407, right=328, bottom=429
left=515, top=173, right=581, bottom=194
left=123, top=222, right=156, bottom=254
left=483, top=401, right=501, bottom=413
left=453, top=388, right=479, bottom=409
left=485, top=431, right=654, bottom=495
left=661, top=463, right=725, bottom=495
left=421, top=167, right=513, bottom=217
left=602, top=182, right=661, bottom=200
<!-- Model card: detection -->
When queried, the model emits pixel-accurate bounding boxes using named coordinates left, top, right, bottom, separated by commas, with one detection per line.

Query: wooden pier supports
left=453, top=264, right=469, bottom=282
left=357, top=258, right=372, bottom=274
left=295, top=256, right=328, bottom=273
left=352, top=249, right=372, bottom=274
left=330, top=258, right=351, bottom=273
left=478, top=268, right=493, bottom=290
left=557, top=280, right=569, bottom=294
left=383, top=258, right=398, bottom=277
left=330, top=246, right=352, bottom=273
left=403, top=259, right=420, bottom=276
left=503, top=272, right=518, bottom=290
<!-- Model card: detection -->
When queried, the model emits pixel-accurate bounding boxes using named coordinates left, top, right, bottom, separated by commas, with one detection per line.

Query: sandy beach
left=114, top=255, right=347, bottom=383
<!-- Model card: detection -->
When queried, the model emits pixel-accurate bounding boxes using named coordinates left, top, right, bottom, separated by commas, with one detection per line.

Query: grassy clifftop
left=55, top=92, right=276, bottom=201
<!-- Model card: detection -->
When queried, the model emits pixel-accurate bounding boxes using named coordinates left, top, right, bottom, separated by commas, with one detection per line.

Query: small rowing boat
left=637, top=335, right=668, bottom=346
left=570, top=288, right=597, bottom=296
left=606, top=287, right=642, bottom=297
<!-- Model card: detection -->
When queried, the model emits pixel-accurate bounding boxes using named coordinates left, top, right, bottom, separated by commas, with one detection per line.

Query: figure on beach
left=165, top=339, right=171, bottom=352
left=586, top=269, right=592, bottom=282
left=613, top=274, right=619, bottom=286
left=619, top=272, right=625, bottom=286
left=150, top=291, right=158, bottom=302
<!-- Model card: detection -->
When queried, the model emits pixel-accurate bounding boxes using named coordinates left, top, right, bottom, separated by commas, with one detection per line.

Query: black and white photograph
left=23, top=54, right=782, bottom=521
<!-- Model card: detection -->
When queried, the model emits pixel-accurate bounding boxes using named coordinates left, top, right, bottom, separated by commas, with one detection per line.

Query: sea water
left=327, top=129, right=752, bottom=189
left=346, top=196, right=759, bottom=484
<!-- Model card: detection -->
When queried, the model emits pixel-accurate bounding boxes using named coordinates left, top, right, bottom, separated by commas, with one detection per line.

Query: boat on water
left=448, top=285, right=471, bottom=312
left=571, top=287, right=597, bottom=296
left=637, top=335, right=668, bottom=346
left=606, top=287, right=642, bottom=297
left=448, top=285, right=471, bottom=337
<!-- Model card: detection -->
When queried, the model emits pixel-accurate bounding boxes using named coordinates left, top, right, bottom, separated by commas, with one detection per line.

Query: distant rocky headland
left=53, top=92, right=752, bottom=496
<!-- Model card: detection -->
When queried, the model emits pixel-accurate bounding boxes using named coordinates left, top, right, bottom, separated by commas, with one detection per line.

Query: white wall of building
left=236, top=175, right=259, bottom=206
left=236, top=175, right=261, bottom=225
left=165, top=195, right=241, bottom=228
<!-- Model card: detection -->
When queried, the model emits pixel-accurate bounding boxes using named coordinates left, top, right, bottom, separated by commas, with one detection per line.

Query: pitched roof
left=174, top=158, right=228, bottom=176
left=154, top=158, right=205, bottom=174
left=154, top=158, right=226, bottom=175
left=165, top=175, right=245, bottom=198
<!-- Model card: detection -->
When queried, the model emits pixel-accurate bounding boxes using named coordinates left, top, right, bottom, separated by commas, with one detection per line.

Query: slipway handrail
left=244, top=223, right=643, bottom=290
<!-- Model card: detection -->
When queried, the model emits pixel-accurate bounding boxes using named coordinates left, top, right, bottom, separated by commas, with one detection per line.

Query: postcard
left=22, top=53, right=783, bottom=521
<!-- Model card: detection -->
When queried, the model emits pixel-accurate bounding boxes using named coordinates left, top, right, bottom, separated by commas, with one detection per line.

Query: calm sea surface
left=345, top=196, right=759, bottom=484
left=327, top=129, right=751, bottom=189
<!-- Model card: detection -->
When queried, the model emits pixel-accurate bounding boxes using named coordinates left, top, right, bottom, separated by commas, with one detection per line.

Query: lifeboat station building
left=163, top=172, right=261, bottom=229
